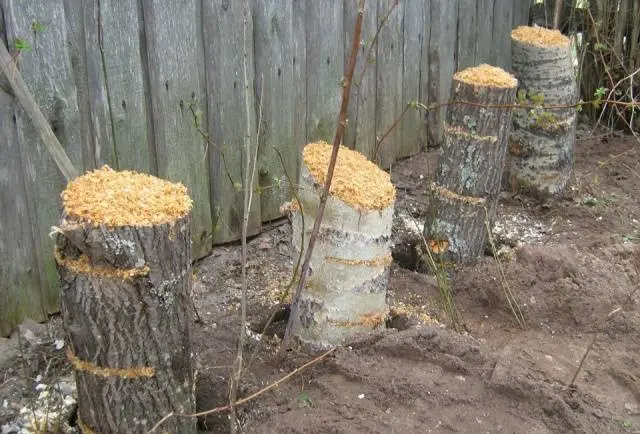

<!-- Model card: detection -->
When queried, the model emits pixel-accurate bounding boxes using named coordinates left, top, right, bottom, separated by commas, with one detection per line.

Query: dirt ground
left=1, top=126, right=640, bottom=433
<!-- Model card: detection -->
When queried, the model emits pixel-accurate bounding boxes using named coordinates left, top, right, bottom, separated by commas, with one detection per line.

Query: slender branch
left=228, top=3, right=257, bottom=429
left=279, top=0, right=367, bottom=358
left=146, top=348, right=336, bottom=434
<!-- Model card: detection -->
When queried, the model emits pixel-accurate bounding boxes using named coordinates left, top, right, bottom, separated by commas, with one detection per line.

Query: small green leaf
left=14, top=38, right=31, bottom=51
left=297, top=391, right=314, bottom=408
left=31, top=22, right=47, bottom=33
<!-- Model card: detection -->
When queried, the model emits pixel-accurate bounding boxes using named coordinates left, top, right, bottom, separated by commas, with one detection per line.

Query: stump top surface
left=454, top=64, right=516, bottom=88
left=62, top=165, right=193, bottom=226
left=303, top=141, right=396, bottom=210
left=511, top=26, right=569, bottom=47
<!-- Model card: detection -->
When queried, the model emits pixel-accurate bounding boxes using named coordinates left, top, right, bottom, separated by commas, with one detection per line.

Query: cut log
left=424, top=64, right=517, bottom=264
left=507, top=26, right=577, bottom=196
left=290, top=142, right=395, bottom=349
left=54, top=166, right=195, bottom=434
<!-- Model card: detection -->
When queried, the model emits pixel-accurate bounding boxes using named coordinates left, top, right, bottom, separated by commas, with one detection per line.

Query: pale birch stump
left=507, top=26, right=577, bottom=196
left=425, top=65, right=517, bottom=264
left=290, top=142, right=396, bottom=349
left=54, top=166, right=195, bottom=434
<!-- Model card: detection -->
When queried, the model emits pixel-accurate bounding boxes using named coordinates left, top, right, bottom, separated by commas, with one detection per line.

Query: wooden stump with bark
left=54, top=166, right=196, bottom=434
left=507, top=26, right=577, bottom=196
left=424, top=64, right=517, bottom=264
left=290, top=142, right=395, bottom=349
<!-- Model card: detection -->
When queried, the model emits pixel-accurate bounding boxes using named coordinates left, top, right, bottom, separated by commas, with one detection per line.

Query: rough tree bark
left=54, top=166, right=195, bottom=434
left=507, top=26, right=577, bottom=197
left=424, top=64, right=517, bottom=264
left=290, top=142, right=395, bottom=349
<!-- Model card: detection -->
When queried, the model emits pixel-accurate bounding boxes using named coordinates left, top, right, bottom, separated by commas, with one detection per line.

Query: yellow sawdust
left=303, top=141, right=396, bottom=210
left=391, top=301, right=439, bottom=326
left=67, top=348, right=155, bottom=378
left=511, top=25, right=569, bottom=47
left=62, top=165, right=192, bottom=227
left=454, top=64, right=516, bottom=88
left=54, top=249, right=150, bottom=281
left=325, top=253, right=393, bottom=267
left=329, top=312, right=387, bottom=328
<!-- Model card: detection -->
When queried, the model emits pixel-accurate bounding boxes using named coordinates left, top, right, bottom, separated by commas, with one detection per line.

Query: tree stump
left=424, top=64, right=517, bottom=264
left=54, top=166, right=196, bottom=434
left=507, top=26, right=577, bottom=196
left=290, top=142, right=395, bottom=349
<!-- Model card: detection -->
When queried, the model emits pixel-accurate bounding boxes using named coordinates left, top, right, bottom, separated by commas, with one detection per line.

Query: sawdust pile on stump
left=62, top=165, right=192, bottom=226
left=303, top=141, right=395, bottom=210
left=511, top=25, right=569, bottom=47
left=454, top=64, right=517, bottom=88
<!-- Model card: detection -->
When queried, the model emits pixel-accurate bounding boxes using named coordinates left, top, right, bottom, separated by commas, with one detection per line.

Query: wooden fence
left=0, top=0, right=530, bottom=335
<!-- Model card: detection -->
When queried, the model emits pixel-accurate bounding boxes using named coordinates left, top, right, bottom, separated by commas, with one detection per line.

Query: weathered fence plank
left=203, top=0, right=261, bottom=243
left=62, top=0, right=95, bottom=170
left=513, top=0, right=531, bottom=28
left=88, top=0, right=151, bottom=172
left=292, top=0, right=306, bottom=180
left=344, top=0, right=377, bottom=160
left=305, top=1, right=343, bottom=143
left=82, top=0, right=116, bottom=168
left=457, top=0, right=478, bottom=70
left=419, top=0, right=432, bottom=148
left=0, top=90, right=43, bottom=336
left=427, top=0, right=459, bottom=147
left=401, top=0, right=424, bottom=158
left=253, top=0, right=295, bottom=222
left=492, top=0, right=514, bottom=70
left=376, top=0, right=404, bottom=168
left=141, top=0, right=212, bottom=258
left=3, top=0, right=84, bottom=320
left=475, top=0, right=495, bottom=64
